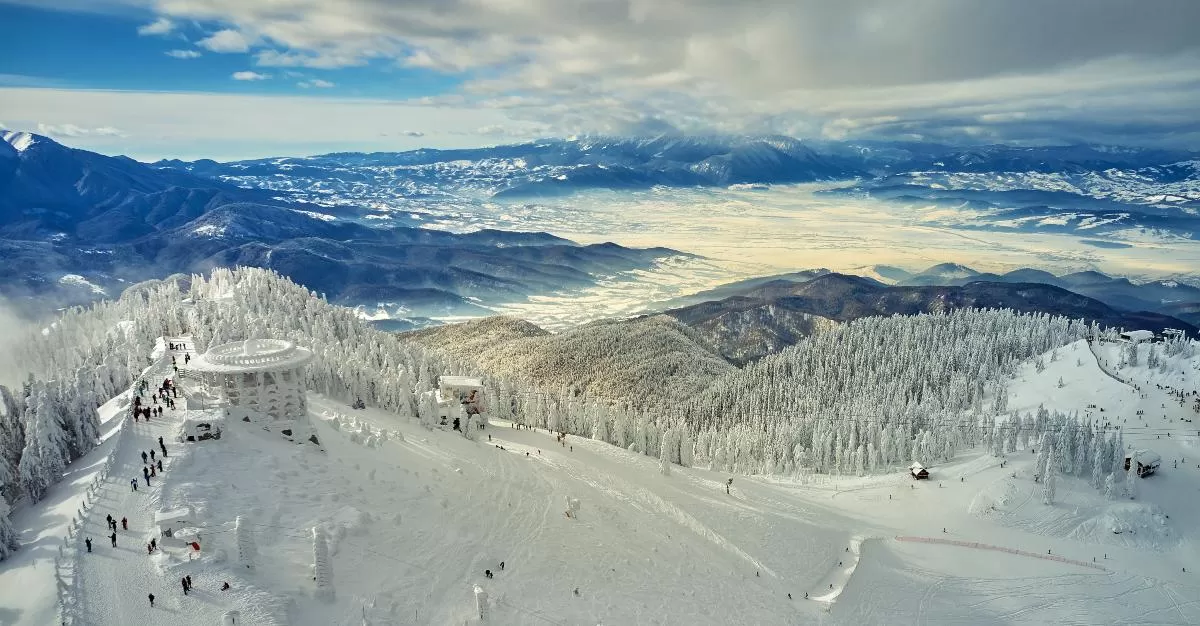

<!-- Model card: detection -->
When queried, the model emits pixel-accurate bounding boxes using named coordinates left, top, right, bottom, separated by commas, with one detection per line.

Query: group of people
left=133, top=437, right=169, bottom=489
left=85, top=513, right=130, bottom=552
left=484, top=560, right=506, bottom=579
left=131, top=377, right=179, bottom=421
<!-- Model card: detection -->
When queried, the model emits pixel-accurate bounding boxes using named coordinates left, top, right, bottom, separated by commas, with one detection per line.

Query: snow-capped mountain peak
left=1, top=130, right=38, bottom=153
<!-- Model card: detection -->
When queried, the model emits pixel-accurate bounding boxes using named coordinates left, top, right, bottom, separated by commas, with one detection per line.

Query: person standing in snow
left=121, top=517, right=128, bottom=530
left=110, top=532, right=117, bottom=547
left=148, top=593, right=155, bottom=607
left=106, top=513, right=113, bottom=527
left=157, top=459, right=163, bottom=472
left=85, top=537, right=92, bottom=552
left=181, top=577, right=189, bottom=595
left=141, top=451, right=148, bottom=464
left=159, top=436, right=167, bottom=457
left=131, top=478, right=138, bottom=491
left=186, top=575, right=192, bottom=588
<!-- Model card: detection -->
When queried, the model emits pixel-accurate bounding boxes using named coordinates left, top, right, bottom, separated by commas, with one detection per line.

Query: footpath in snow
left=71, top=337, right=236, bottom=625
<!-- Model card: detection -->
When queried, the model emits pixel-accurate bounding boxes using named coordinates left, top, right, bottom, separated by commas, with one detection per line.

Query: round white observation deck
left=189, top=338, right=315, bottom=373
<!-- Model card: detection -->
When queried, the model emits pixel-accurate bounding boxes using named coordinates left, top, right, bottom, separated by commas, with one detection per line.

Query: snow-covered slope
left=3, top=269, right=1199, bottom=624
left=3, top=334, right=1196, bottom=625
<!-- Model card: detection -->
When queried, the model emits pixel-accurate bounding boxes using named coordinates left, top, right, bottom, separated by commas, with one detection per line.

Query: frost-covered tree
left=236, top=515, right=256, bottom=570
left=1090, top=437, right=1106, bottom=489
left=312, top=526, right=334, bottom=600
left=1034, top=433, right=1053, bottom=481
left=659, top=437, right=671, bottom=476
left=591, top=406, right=610, bottom=444
left=1103, top=473, right=1118, bottom=500
left=0, top=498, right=19, bottom=561
left=1042, top=445, right=1058, bottom=504
left=1125, top=456, right=1139, bottom=499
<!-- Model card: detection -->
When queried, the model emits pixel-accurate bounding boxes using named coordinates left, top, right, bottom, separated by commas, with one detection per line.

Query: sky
left=0, top=0, right=1198, bottom=160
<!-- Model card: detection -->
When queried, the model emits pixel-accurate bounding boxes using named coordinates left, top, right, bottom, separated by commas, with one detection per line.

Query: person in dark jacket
left=110, top=532, right=117, bottom=547
left=148, top=593, right=155, bottom=607
left=157, top=459, right=163, bottom=472
left=121, top=517, right=128, bottom=530
left=85, top=537, right=92, bottom=552
left=181, top=577, right=189, bottom=595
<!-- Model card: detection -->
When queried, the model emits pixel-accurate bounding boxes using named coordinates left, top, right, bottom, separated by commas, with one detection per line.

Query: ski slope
left=3, top=337, right=1199, bottom=624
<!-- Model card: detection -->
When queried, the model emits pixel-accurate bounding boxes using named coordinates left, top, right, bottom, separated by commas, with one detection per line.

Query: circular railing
left=204, top=338, right=309, bottom=368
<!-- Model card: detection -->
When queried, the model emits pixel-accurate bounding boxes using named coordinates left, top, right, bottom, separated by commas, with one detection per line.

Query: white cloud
left=0, top=87, right=528, bottom=160
left=35, top=123, right=125, bottom=138
left=165, top=50, right=202, bottom=59
left=199, top=29, right=251, bottom=53
left=297, top=79, right=335, bottom=88
left=232, top=71, right=270, bottom=81
left=17, top=0, right=1200, bottom=148
left=95, top=0, right=1197, bottom=147
left=255, top=49, right=367, bottom=69
left=136, top=17, right=173, bottom=36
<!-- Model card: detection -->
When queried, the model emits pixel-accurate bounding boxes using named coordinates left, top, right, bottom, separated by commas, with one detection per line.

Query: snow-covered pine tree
left=1103, top=472, right=1117, bottom=500
left=659, top=437, right=671, bottom=476
left=1042, top=445, right=1058, bottom=504
left=1125, top=456, right=1139, bottom=499
left=590, top=402, right=609, bottom=441
left=1111, top=431, right=1126, bottom=489
left=1090, top=437, right=1105, bottom=489
left=236, top=515, right=256, bottom=569
left=1034, top=432, right=1053, bottom=481
left=17, top=384, right=69, bottom=503
left=0, top=498, right=19, bottom=560
left=312, top=526, right=334, bottom=600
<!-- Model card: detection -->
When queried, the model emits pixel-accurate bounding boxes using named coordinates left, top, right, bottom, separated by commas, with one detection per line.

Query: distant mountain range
left=152, top=135, right=1200, bottom=241
left=0, top=131, right=675, bottom=318
left=658, top=271, right=1198, bottom=363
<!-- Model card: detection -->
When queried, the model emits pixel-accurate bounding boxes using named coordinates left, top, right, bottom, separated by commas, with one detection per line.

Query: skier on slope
left=110, top=532, right=117, bottom=547
left=121, top=517, right=127, bottom=530
left=141, top=451, right=148, bottom=464
left=159, top=436, right=167, bottom=457
left=181, top=577, right=189, bottom=595
left=131, top=478, right=138, bottom=492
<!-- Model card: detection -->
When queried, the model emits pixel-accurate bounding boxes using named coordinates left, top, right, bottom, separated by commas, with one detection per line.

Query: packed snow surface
left=3, top=338, right=1199, bottom=624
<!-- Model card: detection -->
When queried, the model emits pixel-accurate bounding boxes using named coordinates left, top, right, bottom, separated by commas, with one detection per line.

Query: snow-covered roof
left=188, top=338, right=315, bottom=373
left=439, top=376, right=484, bottom=389
left=909, top=462, right=926, bottom=471
left=1129, top=450, right=1161, bottom=465
left=154, top=507, right=193, bottom=525
left=1120, top=330, right=1155, bottom=341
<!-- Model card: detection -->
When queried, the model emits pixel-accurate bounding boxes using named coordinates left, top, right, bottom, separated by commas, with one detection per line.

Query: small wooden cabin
left=1124, top=450, right=1162, bottom=477
left=910, top=462, right=930, bottom=479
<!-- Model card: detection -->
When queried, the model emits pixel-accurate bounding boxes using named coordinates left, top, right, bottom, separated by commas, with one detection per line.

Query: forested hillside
left=681, top=310, right=1088, bottom=474
left=408, top=314, right=734, bottom=407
